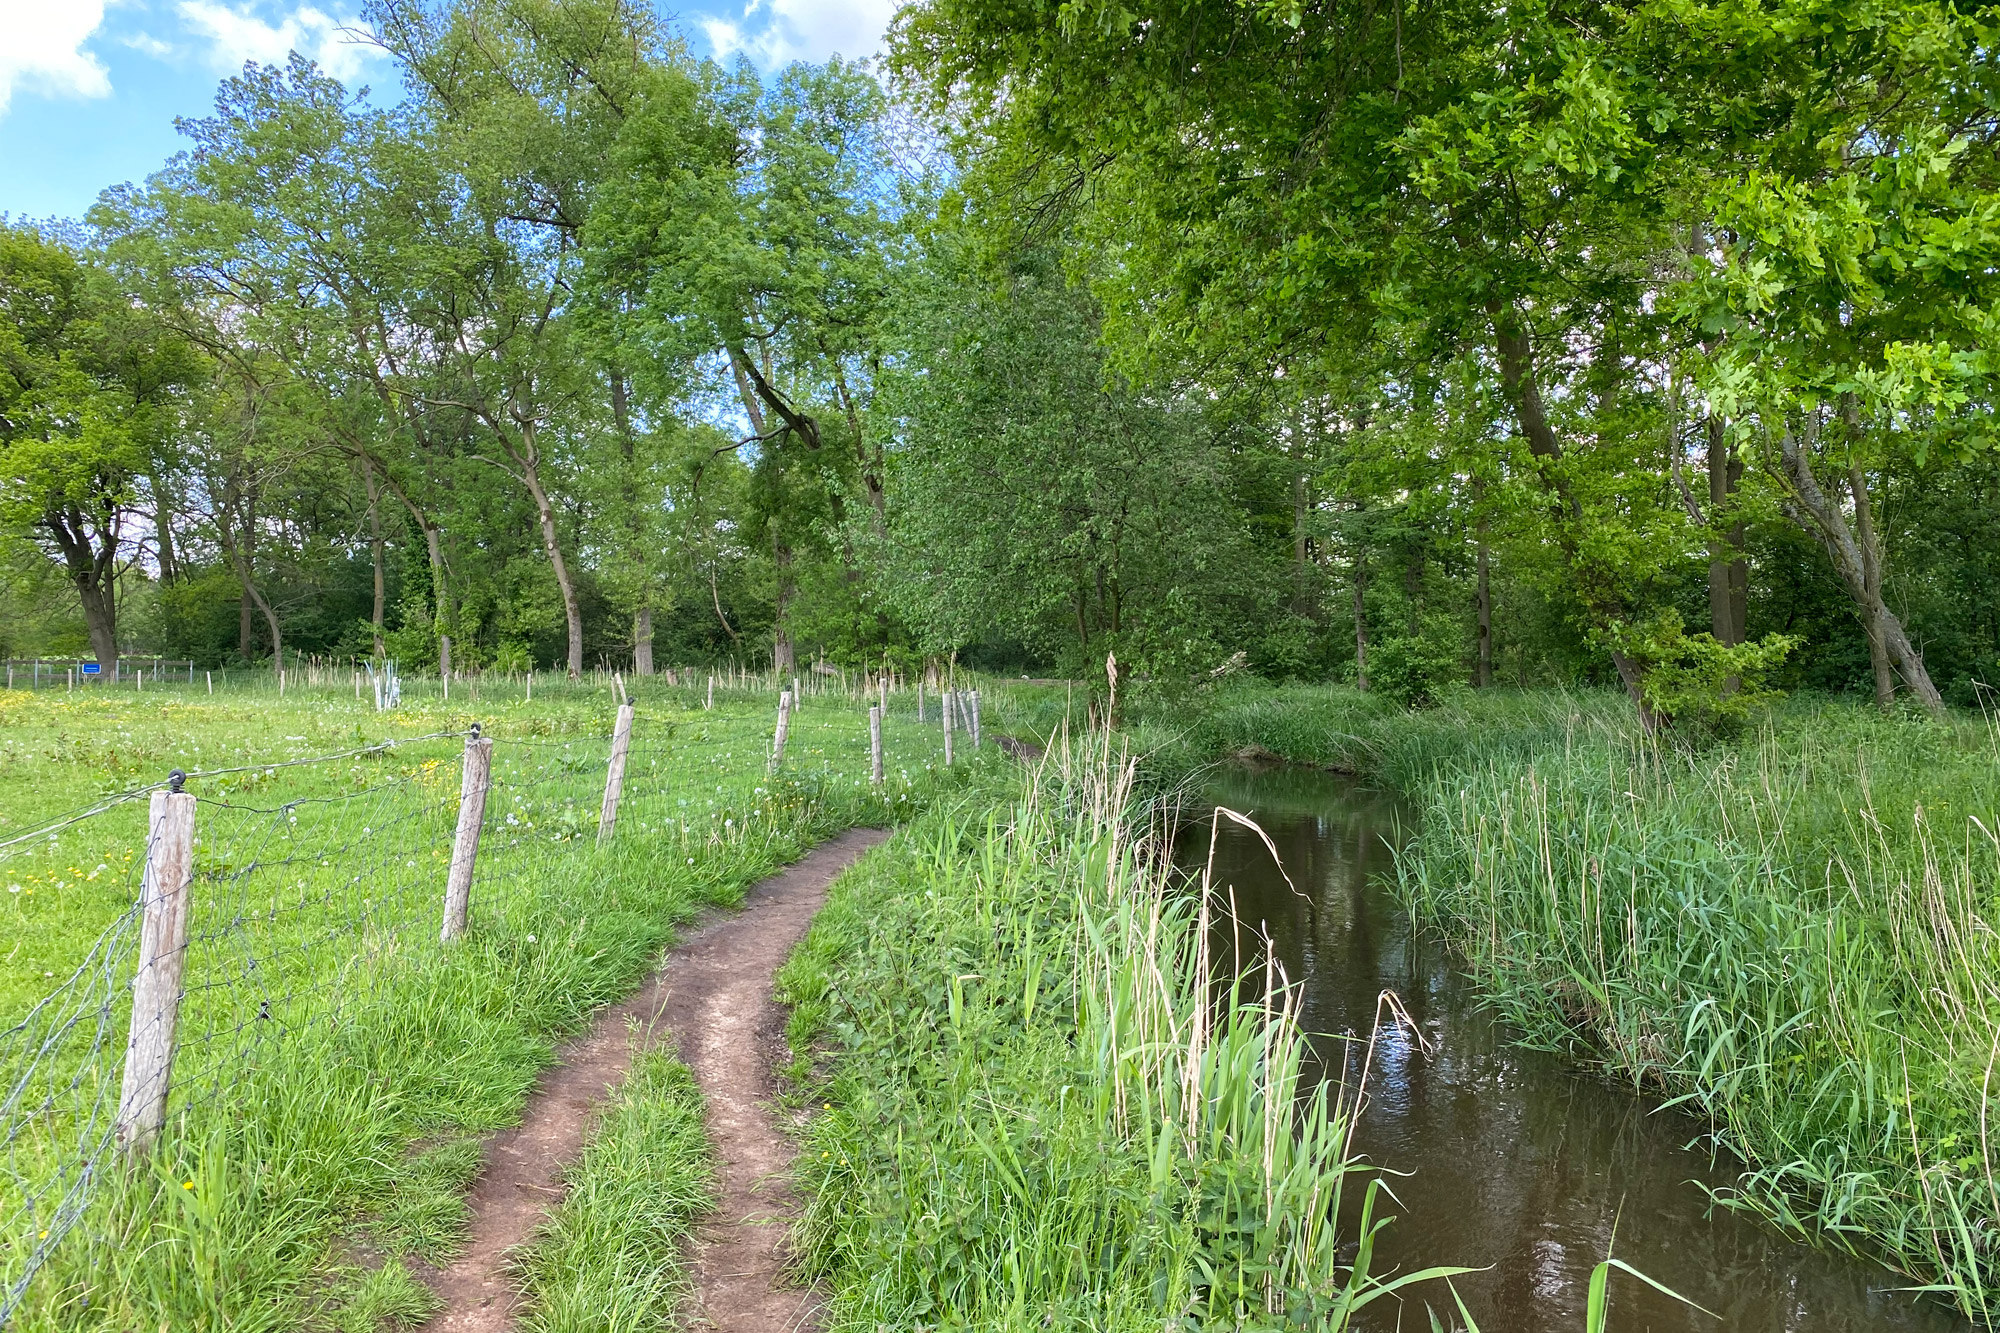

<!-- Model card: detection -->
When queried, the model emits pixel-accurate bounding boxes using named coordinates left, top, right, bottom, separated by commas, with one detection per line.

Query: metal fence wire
left=0, top=685, right=969, bottom=1325
left=0, top=699, right=922, bottom=1326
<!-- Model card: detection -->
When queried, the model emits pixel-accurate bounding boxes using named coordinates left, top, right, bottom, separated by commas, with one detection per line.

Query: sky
left=0, top=0, right=898, bottom=224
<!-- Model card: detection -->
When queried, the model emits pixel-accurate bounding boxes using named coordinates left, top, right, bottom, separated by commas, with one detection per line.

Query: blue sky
left=0, top=0, right=896, bottom=224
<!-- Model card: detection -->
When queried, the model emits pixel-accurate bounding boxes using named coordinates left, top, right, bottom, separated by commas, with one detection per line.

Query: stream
left=1173, top=762, right=1971, bottom=1331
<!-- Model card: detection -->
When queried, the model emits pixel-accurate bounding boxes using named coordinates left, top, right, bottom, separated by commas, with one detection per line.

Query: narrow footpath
left=423, top=827, right=890, bottom=1333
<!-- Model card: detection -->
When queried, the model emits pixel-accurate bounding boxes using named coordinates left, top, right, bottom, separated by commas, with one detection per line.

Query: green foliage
left=1605, top=611, right=1799, bottom=737
left=1369, top=611, right=1469, bottom=710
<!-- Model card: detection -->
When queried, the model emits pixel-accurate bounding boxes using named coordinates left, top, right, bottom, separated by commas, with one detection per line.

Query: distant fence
left=0, top=686, right=983, bottom=1324
left=2, top=659, right=199, bottom=690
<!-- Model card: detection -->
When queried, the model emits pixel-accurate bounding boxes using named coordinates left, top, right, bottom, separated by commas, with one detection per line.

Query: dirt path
left=424, top=827, right=889, bottom=1333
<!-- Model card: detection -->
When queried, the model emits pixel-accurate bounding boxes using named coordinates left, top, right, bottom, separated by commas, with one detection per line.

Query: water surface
left=1173, top=762, right=1969, bottom=1332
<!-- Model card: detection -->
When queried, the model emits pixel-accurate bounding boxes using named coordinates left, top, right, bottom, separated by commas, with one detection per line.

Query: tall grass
left=1190, top=683, right=2000, bottom=1321
left=781, top=735, right=1464, bottom=1328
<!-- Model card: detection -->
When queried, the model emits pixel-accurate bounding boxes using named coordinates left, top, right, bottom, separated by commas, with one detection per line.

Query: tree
left=0, top=225, right=194, bottom=674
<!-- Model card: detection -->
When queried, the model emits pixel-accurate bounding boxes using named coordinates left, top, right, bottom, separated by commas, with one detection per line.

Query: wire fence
left=0, top=690, right=980, bottom=1325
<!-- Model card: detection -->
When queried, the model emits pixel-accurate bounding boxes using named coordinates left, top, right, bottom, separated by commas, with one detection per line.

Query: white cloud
left=175, top=2, right=383, bottom=83
left=0, top=1, right=113, bottom=114
left=700, top=0, right=895, bottom=67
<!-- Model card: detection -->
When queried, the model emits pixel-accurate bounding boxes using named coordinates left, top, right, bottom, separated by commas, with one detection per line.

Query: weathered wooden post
left=970, top=690, right=982, bottom=750
left=917, top=680, right=926, bottom=723
left=116, top=775, right=197, bottom=1153
left=441, top=725, right=492, bottom=942
left=598, top=704, right=635, bottom=844
left=869, top=705, right=884, bottom=786
left=770, top=691, right=793, bottom=772
left=942, top=690, right=955, bottom=766
left=706, top=675, right=714, bottom=710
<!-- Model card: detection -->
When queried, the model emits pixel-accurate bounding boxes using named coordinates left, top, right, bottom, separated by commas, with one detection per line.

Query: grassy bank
left=780, top=740, right=1460, bottom=1329
left=1149, top=682, right=2000, bottom=1321
left=0, top=685, right=977, bottom=1330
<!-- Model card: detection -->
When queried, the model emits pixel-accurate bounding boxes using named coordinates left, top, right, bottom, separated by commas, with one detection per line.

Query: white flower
left=526, top=934, right=537, bottom=944
left=7, top=886, right=18, bottom=895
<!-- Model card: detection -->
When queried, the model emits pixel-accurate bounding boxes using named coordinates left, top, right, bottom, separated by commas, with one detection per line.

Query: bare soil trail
left=422, top=827, right=890, bottom=1333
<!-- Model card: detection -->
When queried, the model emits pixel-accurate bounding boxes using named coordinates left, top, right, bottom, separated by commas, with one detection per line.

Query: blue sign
left=80, top=663, right=101, bottom=675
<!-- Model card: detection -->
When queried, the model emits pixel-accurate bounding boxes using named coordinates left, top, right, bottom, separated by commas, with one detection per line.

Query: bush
left=1605, top=610, right=1798, bottom=739
left=1368, top=611, right=1467, bottom=709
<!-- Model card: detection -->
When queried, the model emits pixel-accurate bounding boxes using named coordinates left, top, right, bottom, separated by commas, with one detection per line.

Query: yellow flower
left=37, top=1230, right=46, bottom=1240
left=182, top=1180, right=193, bottom=1190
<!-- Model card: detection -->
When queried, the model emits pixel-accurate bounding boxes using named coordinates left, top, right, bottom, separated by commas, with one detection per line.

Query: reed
left=1191, top=683, right=2000, bottom=1321
left=781, top=732, right=1467, bottom=1328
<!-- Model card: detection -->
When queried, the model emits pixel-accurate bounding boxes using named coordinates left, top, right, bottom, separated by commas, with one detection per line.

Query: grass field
left=0, top=674, right=993, bottom=1330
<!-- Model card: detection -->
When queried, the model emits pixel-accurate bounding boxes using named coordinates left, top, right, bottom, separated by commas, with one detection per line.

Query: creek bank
left=1137, top=684, right=2000, bottom=1323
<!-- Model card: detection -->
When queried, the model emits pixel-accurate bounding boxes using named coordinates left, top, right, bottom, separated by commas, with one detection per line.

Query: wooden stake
left=706, top=675, right=714, bottom=710
left=970, top=690, right=981, bottom=749
left=442, top=727, right=492, bottom=942
left=770, top=691, right=792, bottom=772
left=942, top=690, right=955, bottom=766
left=116, top=782, right=196, bottom=1152
left=917, top=680, right=926, bottom=723
left=206, top=671, right=212, bottom=695
left=598, top=704, right=635, bottom=844
left=869, top=705, right=884, bottom=785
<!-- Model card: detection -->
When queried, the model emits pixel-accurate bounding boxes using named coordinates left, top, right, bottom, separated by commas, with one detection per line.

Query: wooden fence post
left=917, top=680, right=926, bottom=724
left=706, top=675, right=714, bottom=710
left=598, top=704, right=635, bottom=844
left=441, top=726, right=492, bottom=942
left=116, top=777, right=197, bottom=1153
left=770, top=691, right=793, bottom=772
left=869, top=705, right=884, bottom=785
left=942, top=690, right=955, bottom=766
left=969, top=690, right=981, bottom=750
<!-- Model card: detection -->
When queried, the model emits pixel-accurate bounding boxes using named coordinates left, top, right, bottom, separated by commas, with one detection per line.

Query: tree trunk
left=518, top=440, right=584, bottom=680
left=1849, top=463, right=1897, bottom=709
left=362, top=460, right=387, bottom=656
left=43, top=503, right=120, bottom=675
left=1493, top=313, right=1657, bottom=726
left=1352, top=550, right=1370, bottom=692
left=1475, top=509, right=1492, bottom=688
left=772, top=533, right=796, bottom=674
left=1705, top=418, right=1747, bottom=646
left=151, top=476, right=178, bottom=586
left=1292, top=471, right=1314, bottom=615
left=833, top=362, right=888, bottom=539
left=634, top=606, right=655, bottom=676
left=613, top=368, right=656, bottom=676
left=424, top=522, right=451, bottom=677
left=1774, top=426, right=1942, bottom=713
left=219, top=503, right=282, bottom=667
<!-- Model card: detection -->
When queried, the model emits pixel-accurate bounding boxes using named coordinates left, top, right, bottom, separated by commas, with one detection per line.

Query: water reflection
left=1172, top=763, right=1969, bottom=1332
